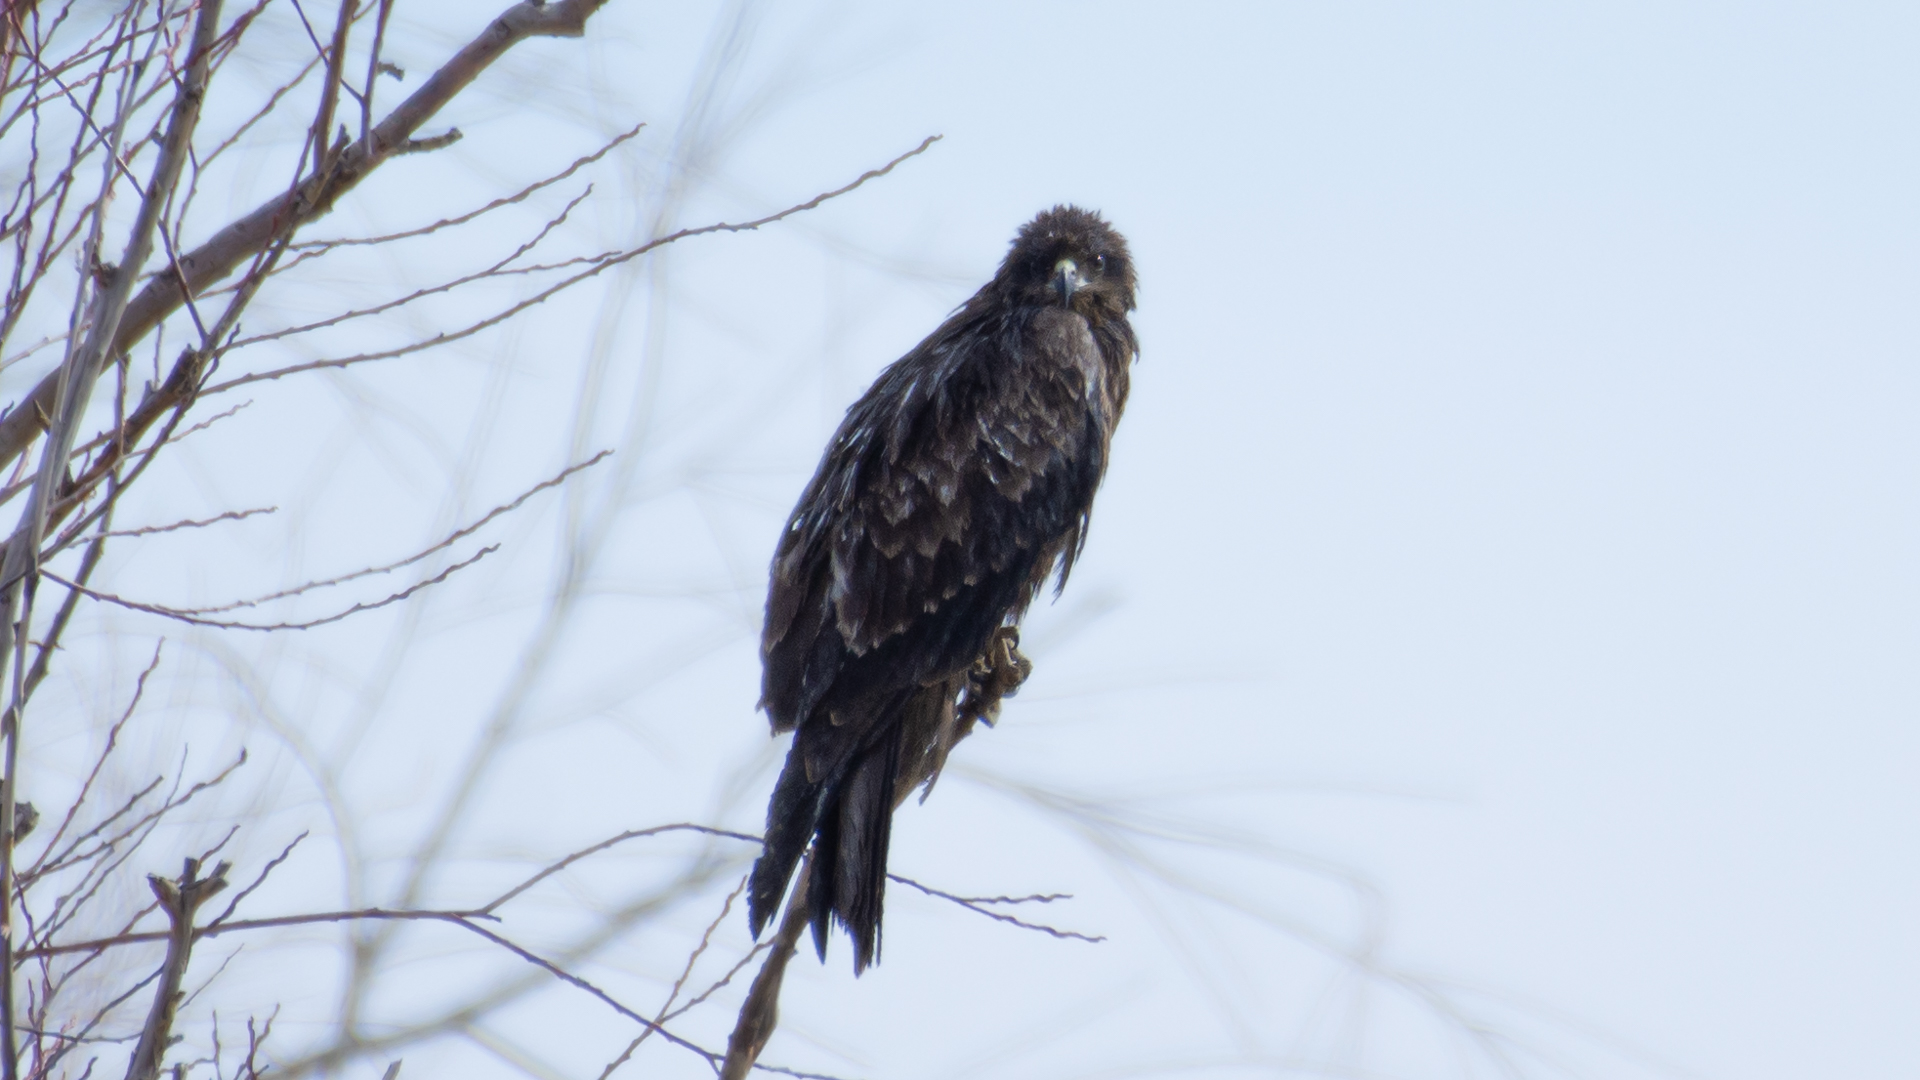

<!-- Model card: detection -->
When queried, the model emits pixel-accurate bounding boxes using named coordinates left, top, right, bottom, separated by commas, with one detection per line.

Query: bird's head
left=998, top=205, right=1136, bottom=322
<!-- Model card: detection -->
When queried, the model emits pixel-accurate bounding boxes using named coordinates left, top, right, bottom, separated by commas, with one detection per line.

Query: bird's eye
left=1091, top=253, right=1107, bottom=274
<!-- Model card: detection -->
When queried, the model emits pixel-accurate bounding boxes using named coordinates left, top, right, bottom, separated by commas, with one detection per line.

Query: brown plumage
left=750, top=205, right=1138, bottom=972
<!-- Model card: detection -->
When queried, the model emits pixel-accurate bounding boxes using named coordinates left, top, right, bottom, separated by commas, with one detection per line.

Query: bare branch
left=203, top=135, right=943, bottom=394
left=480, top=822, right=759, bottom=916
left=887, top=874, right=1105, bottom=943
left=394, top=128, right=460, bottom=155
left=37, top=446, right=610, bottom=636
left=599, top=875, right=750, bottom=1078
left=446, top=918, right=738, bottom=1075
left=22, top=902, right=860, bottom=1079
left=289, top=122, right=643, bottom=253
left=124, top=858, right=231, bottom=1080
left=22, top=907, right=497, bottom=961
left=0, top=0, right=620, bottom=477
left=101, top=506, right=275, bottom=539
left=722, top=855, right=814, bottom=1080
left=226, top=185, right=595, bottom=350
left=43, top=543, right=499, bottom=632
left=203, top=833, right=308, bottom=929
left=0, top=6, right=225, bottom=1072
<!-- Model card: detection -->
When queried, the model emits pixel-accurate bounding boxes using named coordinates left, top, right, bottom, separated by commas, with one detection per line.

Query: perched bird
left=750, top=205, right=1138, bottom=972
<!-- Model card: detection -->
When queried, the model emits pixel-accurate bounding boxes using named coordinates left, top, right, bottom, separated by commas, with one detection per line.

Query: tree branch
left=722, top=855, right=814, bottom=1080
left=0, top=0, right=617, bottom=477
left=0, top=4, right=224, bottom=1075
left=123, top=858, right=230, bottom=1080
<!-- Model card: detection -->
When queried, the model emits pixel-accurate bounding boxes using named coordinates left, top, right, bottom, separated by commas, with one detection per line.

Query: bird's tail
left=745, top=715, right=904, bottom=974
left=805, top=720, right=902, bottom=972
left=746, top=746, right=824, bottom=940
left=746, top=641, right=1031, bottom=973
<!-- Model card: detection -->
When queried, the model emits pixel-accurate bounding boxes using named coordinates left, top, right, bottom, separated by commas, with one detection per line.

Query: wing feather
left=763, top=312, right=1089, bottom=726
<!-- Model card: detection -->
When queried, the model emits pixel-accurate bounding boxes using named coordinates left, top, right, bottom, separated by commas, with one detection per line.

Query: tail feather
left=747, top=750, right=821, bottom=938
left=807, top=721, right=902, bottom=972
left=752, top=679, right=973, bottom=972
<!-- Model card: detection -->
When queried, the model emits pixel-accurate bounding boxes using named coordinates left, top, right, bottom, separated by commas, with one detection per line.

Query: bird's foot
left=961, top=626, right=1032, bottom=728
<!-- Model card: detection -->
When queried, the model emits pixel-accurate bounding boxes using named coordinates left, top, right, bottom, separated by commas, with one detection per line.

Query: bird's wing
left=760, top=310, right=1102, bottom=732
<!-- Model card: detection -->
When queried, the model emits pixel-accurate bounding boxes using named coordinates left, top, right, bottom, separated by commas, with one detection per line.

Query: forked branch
left=123, top=858, right=230, bottom=1080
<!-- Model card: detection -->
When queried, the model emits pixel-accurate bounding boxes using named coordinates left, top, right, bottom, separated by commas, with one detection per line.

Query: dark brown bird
left=750, top=205, right=1138, bottom=972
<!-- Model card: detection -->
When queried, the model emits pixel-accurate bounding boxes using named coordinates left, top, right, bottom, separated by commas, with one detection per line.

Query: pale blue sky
left=17, top=2, right=1914, bottom=1077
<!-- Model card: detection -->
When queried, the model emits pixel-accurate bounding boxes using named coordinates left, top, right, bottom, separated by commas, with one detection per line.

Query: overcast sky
left=18, top=2, right=1916, bottom=1078
left=589, top=4, right=1916, bottom=1076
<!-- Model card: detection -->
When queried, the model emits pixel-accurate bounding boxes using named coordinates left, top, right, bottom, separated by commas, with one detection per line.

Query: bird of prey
left=749, top=205, right=1138, bottom=972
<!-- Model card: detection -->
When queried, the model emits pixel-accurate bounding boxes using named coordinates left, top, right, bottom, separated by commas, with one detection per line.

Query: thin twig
left=203, top=135, right=942, bottom=394
left=888, top=874, right=1105, bottom=943
left=0, top=0, right=623, bottom=476
left=101, top=507, right=275, bottom=539
left=289, top=122, right=642, bottom=252
left=203, top=832, right=308, bottom=929
left=81, top=450, right=610, bottom=617
left=43, top=544, right=498, bottom=631
left=599, top=876, right=750, bottom=1077
left=480, top=822, right=758, bottom=915
left=227, top=184, right=595, bottom=349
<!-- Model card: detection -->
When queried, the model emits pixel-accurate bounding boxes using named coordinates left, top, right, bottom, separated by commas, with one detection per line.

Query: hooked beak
left=1052, top=258, right=1084, bottom=306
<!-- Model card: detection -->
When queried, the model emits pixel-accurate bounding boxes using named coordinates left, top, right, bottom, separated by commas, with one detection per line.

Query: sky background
left=9, top=2, right=1917, bottom=1078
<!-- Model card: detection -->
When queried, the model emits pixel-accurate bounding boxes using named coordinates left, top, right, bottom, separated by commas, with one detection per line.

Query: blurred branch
left=275, top=845, right=750, bottom=1077
left=29, top=749, right=245, bottom=886
left=17, top=644, right=161, bottom=885
left=600, top=875, right=756, bottom=1078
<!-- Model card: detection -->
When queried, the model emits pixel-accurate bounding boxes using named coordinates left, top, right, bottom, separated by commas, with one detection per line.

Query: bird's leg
left=961, top=625, right=1033, bottom=728
left=894, top=629, right=1035, bottom=807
